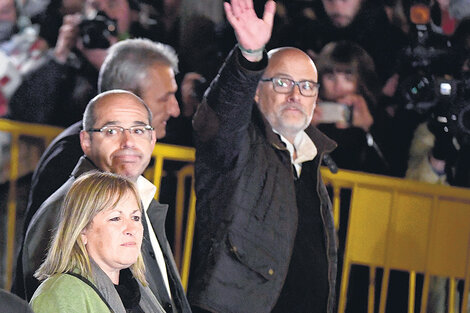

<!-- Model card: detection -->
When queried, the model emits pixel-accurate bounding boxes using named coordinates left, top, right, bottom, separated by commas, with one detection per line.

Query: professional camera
left=395, top=1, right=457, bottom=114
left=432, top=73, right=470, bottom=145
left=79, top=11, right=117, bottom=49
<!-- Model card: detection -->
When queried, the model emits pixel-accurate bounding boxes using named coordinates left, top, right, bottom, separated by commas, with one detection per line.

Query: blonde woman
left=30, top=171, right=165, bottom=313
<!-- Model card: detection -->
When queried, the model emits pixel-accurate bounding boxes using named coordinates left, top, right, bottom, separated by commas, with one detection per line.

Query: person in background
left=406, top=17, right=470, bottom=188
left=0, top=0, right=18, bottom=43
left=7, top=0, right=132, bottom=127
left=312, top=40, right=392, bottom=175
left=0, top=0, right=50, bottom=112
left=30, top=171, right=165, bottom=313
left=294, top=0, right=407, bottom=84
left=188, top=0, right=337, bottom=312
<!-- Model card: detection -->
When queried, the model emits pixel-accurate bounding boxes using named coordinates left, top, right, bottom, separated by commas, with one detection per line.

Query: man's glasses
left=87, top=125, right=154, bottom=138
left=260, top=77, right=320, bottom=97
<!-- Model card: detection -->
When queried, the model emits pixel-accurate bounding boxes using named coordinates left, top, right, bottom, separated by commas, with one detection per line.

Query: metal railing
left=0, top=119, right=64, bottom=290
left=3, top=117, right=469, bottom=312
left=321, top=168, right=470, bottom=313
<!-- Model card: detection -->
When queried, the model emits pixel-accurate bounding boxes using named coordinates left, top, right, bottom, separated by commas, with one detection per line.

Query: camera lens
left=79, top=11, right=117, bottom=49
left=459, top=105, right=470, bottom=134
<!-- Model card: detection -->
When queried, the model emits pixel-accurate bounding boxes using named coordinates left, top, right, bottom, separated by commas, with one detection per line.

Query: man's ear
left=151, top=130, right=157, bottom=148
left=80, top=130, right=91, bottom=156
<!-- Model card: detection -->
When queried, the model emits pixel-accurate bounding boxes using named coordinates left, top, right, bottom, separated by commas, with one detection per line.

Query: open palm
left=224, top=0, right=276, bottom=51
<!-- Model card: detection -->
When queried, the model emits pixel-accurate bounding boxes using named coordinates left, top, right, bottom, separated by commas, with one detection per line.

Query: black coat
left=188, top=47, right=337, bottom=313
left=8, top=51, right=97, bottom=127
left=0, top=289, right=33, bottom=313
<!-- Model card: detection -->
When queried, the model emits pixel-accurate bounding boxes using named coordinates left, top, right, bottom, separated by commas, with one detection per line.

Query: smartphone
left=316, top=102, right=353, bottom=125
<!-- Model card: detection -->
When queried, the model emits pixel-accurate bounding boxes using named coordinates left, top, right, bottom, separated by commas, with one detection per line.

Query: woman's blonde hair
left=34, top=171, right=147, bottom=285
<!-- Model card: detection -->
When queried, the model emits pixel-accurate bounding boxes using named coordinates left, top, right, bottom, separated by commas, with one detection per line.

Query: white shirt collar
left=275, top=130, right=318, bottom=176
left=136, top=175, right=157, bottom=212
left=134, top=175, right=171, bottom=297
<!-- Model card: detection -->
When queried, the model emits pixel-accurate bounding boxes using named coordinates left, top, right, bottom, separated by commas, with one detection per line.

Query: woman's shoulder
left=36, top=273, right=93, bottom=293
left=30, top=273, right=111, bottom=313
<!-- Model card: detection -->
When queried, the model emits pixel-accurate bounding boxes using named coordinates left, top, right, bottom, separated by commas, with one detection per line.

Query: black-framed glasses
left=260, top=77, right=320, bottom=97
left=87, top=125, right=154, bottom=138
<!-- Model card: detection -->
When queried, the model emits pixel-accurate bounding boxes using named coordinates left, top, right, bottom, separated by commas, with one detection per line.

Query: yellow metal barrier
left=321, top=168, right=470, bottom=313
left=6, top=127, right=468, bottom=311
left=149, top=143, right=196, bottom=291
left=173, top=165, right=194, bottom=268
left=150, top=143, right=195, bottom=201
left=0, top=119, right=64, bottom=290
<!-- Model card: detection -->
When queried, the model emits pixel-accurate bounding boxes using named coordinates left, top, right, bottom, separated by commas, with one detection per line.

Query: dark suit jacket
left=0, top=289, right=34, bottom=313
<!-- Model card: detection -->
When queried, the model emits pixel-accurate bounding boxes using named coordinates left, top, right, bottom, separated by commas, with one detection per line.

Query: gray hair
left=98, top=38, right=179, bottom=96
left=82, top=89, right=152, bottom=131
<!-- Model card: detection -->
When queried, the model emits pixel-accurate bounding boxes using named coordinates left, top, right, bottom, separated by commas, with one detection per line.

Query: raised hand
left=54, top=14, right=81, bottom=63
left=224, top=0, right=276, bottom=59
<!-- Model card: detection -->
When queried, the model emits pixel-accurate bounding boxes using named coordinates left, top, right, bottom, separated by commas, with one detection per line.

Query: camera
left=432, top=73, right=470, bottom=145
left=395, top=1, right=457, bottom=114
left=79, top=11, right=117, bottom=49
left=316, top=102, right=353, bottom=125
left=393, top=1, right=470, bottom=146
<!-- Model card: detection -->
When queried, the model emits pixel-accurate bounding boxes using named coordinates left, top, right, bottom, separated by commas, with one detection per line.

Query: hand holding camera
left=314, top=94, right=373, bottom=132
left=54, top=14, right=82, bottom=63
left=313, top=102, right=352, bottom=126
left=53, top=11, right=117, bottom=64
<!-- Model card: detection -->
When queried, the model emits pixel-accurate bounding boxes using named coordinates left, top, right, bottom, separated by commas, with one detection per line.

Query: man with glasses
left=21, top=90, right=191, bottom=312
left=21, top=38, right=181, bottom=239
left=188, top=1, right=337, bottom=313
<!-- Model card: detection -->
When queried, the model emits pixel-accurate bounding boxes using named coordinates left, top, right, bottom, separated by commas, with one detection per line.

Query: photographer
left=405, top=49, right=470, bottom=313
left=312, top=40, right=392, bottom=175
left=7, top=0, right=131, bottom=127
left=406, top=62, right=470, bottom=188
left=404, top=14, right=470, bottom=189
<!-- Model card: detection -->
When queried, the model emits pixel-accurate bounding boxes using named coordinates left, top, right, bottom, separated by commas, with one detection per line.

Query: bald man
left=188, top=1, right=337, bottom=313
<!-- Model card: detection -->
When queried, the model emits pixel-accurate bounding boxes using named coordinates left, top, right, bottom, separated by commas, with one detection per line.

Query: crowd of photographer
left=1, top=0, right=470, bottom=312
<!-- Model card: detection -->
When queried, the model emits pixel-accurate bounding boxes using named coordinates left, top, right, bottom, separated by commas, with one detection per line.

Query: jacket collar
left=71, top=156, right=98, bottom=178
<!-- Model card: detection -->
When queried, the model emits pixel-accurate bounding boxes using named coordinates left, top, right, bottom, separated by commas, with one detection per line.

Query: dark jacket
left=0, top=289, right=33, bottom=313
left=8, top=51, right=97, bottom=127
left=188, top=48, right=337, bottom=313
left=23, top=121, right=82, bottom=235
left=21, top=157, right=191, bottom=313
